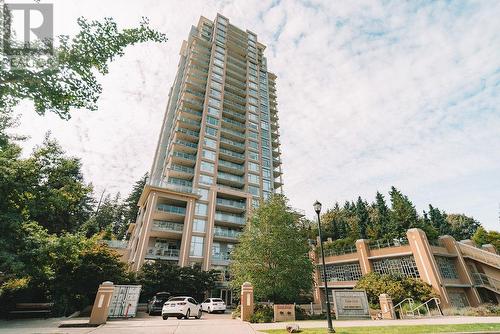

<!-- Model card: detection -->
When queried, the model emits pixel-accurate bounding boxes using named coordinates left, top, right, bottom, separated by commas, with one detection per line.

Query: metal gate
left=108, top=285, right=142, bottom=318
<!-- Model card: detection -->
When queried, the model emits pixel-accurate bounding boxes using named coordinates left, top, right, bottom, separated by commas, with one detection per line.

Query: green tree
left=229, top=195, right=314, bottom=303
left=1, top=17, right=167, bottom=118
left=118, top=173, right=148, bottom=238
left=137, top=261, right=218, bottom=302
left=355, top=197, right=369, bottom=239
left=428, top=205, right=451, bottom=236
left=472, top=227, right=500, bottom=251
left=447, top=214, right=481, bottom=241
left=389, top=187, right=419, bottom=238
left=355, top=272, right=435, bottom=308
left=368, top=192, right=392, bottom=240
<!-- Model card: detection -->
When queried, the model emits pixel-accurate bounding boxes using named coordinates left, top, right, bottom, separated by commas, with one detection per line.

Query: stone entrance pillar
left=240, top=282, right=254, bottom=322
left=379, top=294, right=396, bottom=319
left=89, top=281, right=115, bottom=325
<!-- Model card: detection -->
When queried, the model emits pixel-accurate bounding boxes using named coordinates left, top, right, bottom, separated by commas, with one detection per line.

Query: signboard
left=332, top=290, right=370, bottom=320
left=108, top=285, right=142, bottom=318
left=273, top=304, right=295, bottom=322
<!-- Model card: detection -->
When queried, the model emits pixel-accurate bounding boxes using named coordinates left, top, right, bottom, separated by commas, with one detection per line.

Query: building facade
left=312, top=228, right=500, bottom=309
left=123, top=14, right=283, bottom=305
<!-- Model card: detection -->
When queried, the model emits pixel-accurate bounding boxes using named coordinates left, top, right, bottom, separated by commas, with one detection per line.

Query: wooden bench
left=8, top=303, right=54, bottom=318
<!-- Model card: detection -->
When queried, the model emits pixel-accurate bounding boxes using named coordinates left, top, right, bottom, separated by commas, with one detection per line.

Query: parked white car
left=161, top=296, right=202, bottom=320
left=201, top=298, right=226, bottom=313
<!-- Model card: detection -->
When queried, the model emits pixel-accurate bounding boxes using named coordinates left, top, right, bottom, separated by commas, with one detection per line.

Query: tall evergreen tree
left=355, top=197, right=369, bottom=239
left=389, top=187, right=419, bottom=238
left=368, top=192, right=392, bottom=240
left=428, top=205, right=451, bottom=236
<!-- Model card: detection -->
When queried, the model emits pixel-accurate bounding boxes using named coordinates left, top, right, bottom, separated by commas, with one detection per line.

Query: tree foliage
left=1, top=17, right=167, bottom=119
left=229, top=195, right=314, bottom=303
left=137, top=261, right=219, bottom=302
left=355, top=272, right=436, bottom=308
left=472, top=227, right=500, bottom=251
left=313, top=187, right=482, bottom=248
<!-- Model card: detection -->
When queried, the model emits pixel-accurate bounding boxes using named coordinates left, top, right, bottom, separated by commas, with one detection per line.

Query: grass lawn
left=262, top=323, right=500, bottom=334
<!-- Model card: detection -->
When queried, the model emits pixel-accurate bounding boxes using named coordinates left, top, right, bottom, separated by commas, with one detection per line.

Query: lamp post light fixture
left=313, top=200, right=335, bottom=333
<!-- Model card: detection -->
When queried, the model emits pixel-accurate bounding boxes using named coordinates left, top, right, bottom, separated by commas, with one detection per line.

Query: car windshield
left=212, top=298, right=224, bottom=302
left=168, top=297, right=186, bottom=302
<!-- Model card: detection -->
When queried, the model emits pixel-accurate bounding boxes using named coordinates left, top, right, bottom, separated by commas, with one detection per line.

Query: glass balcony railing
left=172, top=151, right=196, bottom=161
left=214, top=227, right=242, bottom=239
left=218, top=159, right=244, bottom=172
left=215, top=211, right=245, bottom=225
left=180, top=107, right=203, bottom=118
left=146, top=248, right=180, bottom=259
left=174, top=140, right=198, bottom=150
left=170, top=164, right=195, bottom=174
left=157, top=204, right=186, bottom=215
left=212, top=253, right=231, bottom=261
left=216, top=198, right=246, bottom=209
left=220, top=136, right=245, bottom=149
left=222, top=109, right=246, bottom=122
left=176, top=127, right=199, bottom=138
left=217, top=172, right=244, bottom=184
left=224, top=99, right=246, bottom=113
left=179, top=117, right=201, bottom=127
left=167, top=177, right=192, bottom=188
left=219, top=148, right=245, bottom=160
left=220, top=126, right=245, bottom=138
left=152, top=220, right=184, bottom=232
left=222, top=117, right=245, bottom=129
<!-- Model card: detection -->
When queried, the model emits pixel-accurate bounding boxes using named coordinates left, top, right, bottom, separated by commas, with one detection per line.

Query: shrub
left=249, top=304, right=274, bottom=323
left=231, top=305, right=241, bottom=319
left=295, top=306, right=327, bottom=320
left=443, top=304, right=500, bottom=316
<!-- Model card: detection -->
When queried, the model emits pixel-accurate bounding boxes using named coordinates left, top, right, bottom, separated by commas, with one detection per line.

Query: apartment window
left=204, top=137, right=217, bottom=149
left=199, top=174, right=213, bottom=185
left=248, top=161, right=259, bottom=172
left=263, top=180, right=272, bottom=191
left=202, top=149, right=216, bottom=161
left=249, top=82, right=258, bottom=90
left=215, top=45, right=225, bottom=54
left=209, top=97, right=220, bottom=108
left=262, top=147, right=270, bottom=157
left=205, top=126, right=218, bottom=138
left=214, top=58, right=224, bottom=68
left=249, top=185, right=259, bottom=196
left=249, top=89, right=258, bottom=97
left=210, top=89, right=221, bottom=99
left=263, top=168, right=271, bottom=179
left=200, top=161, right=215, bottom=173
left=214, top=51, right=225, bottom=61
left=262, top=158, right=270, bottom=167
left=248, top=122, right=258, bottom=131
left=263, top=191, right=271, bottom=200
left=249, top=113, right=258, bottom=122
left=195, top=203, right=208, bottom=216
left=249, top=62, right=257, bottom=70
left=248, top=33, right=256, bottom=41
left=207, top=106, right=220, bottom=117
left=248, top=131, right=258, bottom=140
left=248, top=141, right=258, bottom=150
left=190, top=236, right=204, bottom=257
left=211, top=81, right=222, bottom=91
left=211, top=72, right=223, bottom=82
left=206, top=116, right=219, bottom=126
left=196, top=188, right=209, bottom=201
left=248, top=104, right=258, bottom=112
left=262, top=138, right=269, bottom=148
left=213, top=65, right=223, bottom=75
left=261, top=121, right=269, bottom=130
left=248, top=173, right=260, bottom=184
left=249, top=151, right=259, bottom=161
left=249, top=75, right=257, bottom=83
left=249, top=97, right=258, bottom=105
left=192, top=218, right=206, bottom=232
left=252, top=198, right=260, bottom=208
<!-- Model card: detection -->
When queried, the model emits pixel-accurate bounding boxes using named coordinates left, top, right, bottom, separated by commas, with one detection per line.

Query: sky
left=12, top=0, right=500, bottom=231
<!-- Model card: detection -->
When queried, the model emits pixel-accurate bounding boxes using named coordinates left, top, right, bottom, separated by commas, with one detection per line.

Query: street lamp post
left=313, top=200, right=335, bottom=333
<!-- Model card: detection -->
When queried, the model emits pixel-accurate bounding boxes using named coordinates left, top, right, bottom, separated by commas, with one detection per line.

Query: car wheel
left=162, top=315, right=168, bottom=320
left=195, top=309, right=202, bottom=319
left=184, top=309, right=190, bottom=319
left=208, top=307, right=211, bottom=314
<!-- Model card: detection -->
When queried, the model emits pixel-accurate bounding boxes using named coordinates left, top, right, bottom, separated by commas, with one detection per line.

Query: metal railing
left=368, top=238, right=409, bottom=250
left=471, top=272, right=500, bottom=293
left=152, top=220, right=184, bottom=233
left=157, top=204, right=186, bottom=215
left=458, top=242, right=500, bottom=268
left=212, top=253, right=231, bottom=261
left=323, top=246, right=357, bottom=257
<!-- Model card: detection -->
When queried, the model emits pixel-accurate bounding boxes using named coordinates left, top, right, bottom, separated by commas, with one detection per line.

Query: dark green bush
left=249, top=304, right=274, bottom=323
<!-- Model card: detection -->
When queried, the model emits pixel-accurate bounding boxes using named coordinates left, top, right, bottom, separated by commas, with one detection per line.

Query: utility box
left=108, top=285, right=142, bottom=318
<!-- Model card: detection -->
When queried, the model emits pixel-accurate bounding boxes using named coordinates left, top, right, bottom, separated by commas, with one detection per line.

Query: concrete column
left=240, top=282, right=254, bottom=322
left=460, top=239, right=476, bottom=247
left=439, top=235, right=482, bottom=307
left=407, top=228, right=450, bottom=307
left=89, top=282, right=114, bottom=325
left=310, top=248, right=322, bottom=306
left=132, top=192, right=157, bottom=271
left=356, top=239, right=372, bottom=274
left=179, top=198, right=195, bottom=267
left=379, top=294, right=396, bottom=320
left=481, top=244, right=497, bottom=254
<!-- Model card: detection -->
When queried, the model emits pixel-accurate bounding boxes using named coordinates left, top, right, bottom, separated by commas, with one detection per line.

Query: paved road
left=1, top=313, right=500, bottom=334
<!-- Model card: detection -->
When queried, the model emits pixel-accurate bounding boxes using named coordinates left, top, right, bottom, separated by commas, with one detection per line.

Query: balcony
left=178, top=116, right=201, bottom=131
left=170, top=164, right=195, bottom=175
left=157, top=204, right=186, bottom=215
left=217, top=172, right=245, bottom=188
left=224, top=90, right=247, bottom=105
left=152, top=220, right=184, bottom=233
left=216, top=198, right=246, bottom=211
left=218, top=159, right=245, bottom=175
left=219, top=147, right=245, bottom=163
left=180, top=107, right=203, bottom=119
left=220, top=126, right=245, bottom=143
left=146, top=248, right=180, bottom=260
left=215, top=211, right=245, bottom=225
left=171, top=151, right=197, bottom=166
left=181, top=98, right=204, bottom=111
left=213, top=226, right=242, bottom=239
left=221, top=117, right=245, bottom=132
left=211, top=252, right=231, bottom=264
left=175, top=127, right=199, bottom=141
left=220, top=136, right=245, bottom=152
left=224, top=99, right=246, bottom=113
left=222, top=108, right=246, bottom=123
left=173, top=139, right=198, bottom=153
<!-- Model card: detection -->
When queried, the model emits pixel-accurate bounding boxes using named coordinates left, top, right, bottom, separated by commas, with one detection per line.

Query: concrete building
left=122, top=14, right=283, bottom=305
left=312, top=228, right=500, bottom=309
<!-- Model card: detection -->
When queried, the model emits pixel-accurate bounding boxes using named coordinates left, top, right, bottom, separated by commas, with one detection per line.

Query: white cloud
left=14, top=0, right=500, bottom=230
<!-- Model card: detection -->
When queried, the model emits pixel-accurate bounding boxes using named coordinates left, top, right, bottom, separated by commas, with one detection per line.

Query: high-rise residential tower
left=125, top=14, right=283, bottom=303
